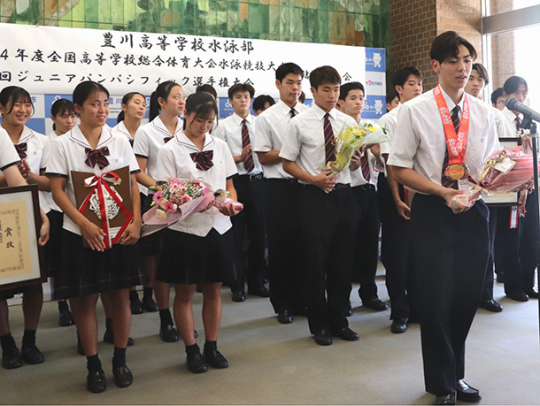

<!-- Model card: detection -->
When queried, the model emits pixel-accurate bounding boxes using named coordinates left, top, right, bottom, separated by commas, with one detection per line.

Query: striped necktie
left=441, top=106, right=460, bottom=189
left=360, top=152, right=371, bottom=181
left=241, top=119, right=255, bottom=172
left=323, top=113, right=336, bottom=164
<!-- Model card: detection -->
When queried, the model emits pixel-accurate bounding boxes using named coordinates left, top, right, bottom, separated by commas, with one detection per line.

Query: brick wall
left=390, top=0, right=482, bottom=91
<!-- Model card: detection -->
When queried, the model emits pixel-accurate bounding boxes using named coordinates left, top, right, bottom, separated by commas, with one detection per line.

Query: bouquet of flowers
left=141, top=178, right=243, bottom=236
left=327, top=121, right=388, bottom=173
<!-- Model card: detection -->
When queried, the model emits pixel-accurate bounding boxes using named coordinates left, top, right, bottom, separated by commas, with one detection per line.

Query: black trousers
left=351, top=185, right=380, bottom=302
left=378, top=174, right=414, bottom=320
left=265, top=178, right=307, bottom=314
left=481, top=206, right=497, bottom=302
left=519, top=189, right=539, bottom=292
left=230, top=175, right=267, bottom=293
left=300, top=184, right=356, bottom=333
left=411, top=194, right=489, bottom=396
left=497, top=206, right=526, bottom=294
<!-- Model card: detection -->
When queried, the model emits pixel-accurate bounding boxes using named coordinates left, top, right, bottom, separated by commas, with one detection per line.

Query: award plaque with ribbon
left=434, top=85, right=470, bottom=182
left=71, top=166, right=133, bottom=250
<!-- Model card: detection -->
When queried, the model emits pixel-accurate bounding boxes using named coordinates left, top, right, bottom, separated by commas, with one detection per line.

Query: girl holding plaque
left=155, top=93, right=239, bottom=374
left=47, top=81, right=147, bottom=393
left=0, top=86, right=49, bottom=370
left=133, top=81, right=186, bottom=343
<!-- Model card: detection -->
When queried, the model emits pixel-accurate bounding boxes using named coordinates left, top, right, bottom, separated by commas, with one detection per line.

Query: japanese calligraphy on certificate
left=0, top=185, right=44, bottom=289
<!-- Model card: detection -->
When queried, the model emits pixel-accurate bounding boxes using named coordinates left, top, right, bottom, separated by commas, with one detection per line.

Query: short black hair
left=491, top=87, right=504, bottom=106
left=275, top=63, right=304, bottom=82
left=183, top=92, right=219, bottom=131
left=392, top=66, right=423, bottom=89
left=430, top=31, right=477, bottom=64
left=73, top=81, right=110, bottom=108
left=228, top=83, right=255, bottom=100
left=503, top=76, right=528, bottom=95
left=472, top=63, right=489, bottom=85
left=309, top=65, right=341, bottom=90
left=0, top=86, right=33, bottom=115
left=339, top=82, right=365, bottom=101
left=386, top=89, right=398, bottom=103
left=196, top=84, right=217, bottom=99
left=253, top=95, right=275, bottom=111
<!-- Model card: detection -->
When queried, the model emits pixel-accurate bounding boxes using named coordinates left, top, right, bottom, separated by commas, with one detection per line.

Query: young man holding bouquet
left=388, top=32, right=500, bottom=405
left=337, top=82, right=387, bottom=316
left=280, top=65, right=359, bottom=346
left=378, top=66, right=423, bottom=334
left=253, top=62, right=309, bottom=324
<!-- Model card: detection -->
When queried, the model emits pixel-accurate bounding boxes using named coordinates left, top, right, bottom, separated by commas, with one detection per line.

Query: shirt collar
left=18, top=126, right=35, bottom=144
left=69, top=125, right=114, bottom=149
left=277, top=99, right=300, bottom=116
left=152, top=116, right=183, bottom=137
left=312, top=103, right=337, bottom=121
left=502, top=106, right=522, bottom=121
left=231, top=113, right=254, bottom=125
left=115, top=122, right=133, bottom=140
left=176, top=131, right=215, bottom=152
left=438, top=86, right=465, bottom=112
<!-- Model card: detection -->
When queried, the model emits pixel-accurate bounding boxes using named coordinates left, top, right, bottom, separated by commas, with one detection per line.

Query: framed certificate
left=485, top=138, right=521, bottom=207
left=0, top=184, right=46, bottom=290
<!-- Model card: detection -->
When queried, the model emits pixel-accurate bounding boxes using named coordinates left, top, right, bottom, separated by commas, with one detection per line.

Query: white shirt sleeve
left=223, top=144, right=238, bottom=179
left=0, top=129, right=20, bottom=171
left=45, top=139, right=69, bottom=177
left=121, top=138, right=140, bottom=174
left=253, top=114, right=273, bottom=153
left=211, top=123, right=226, bottom=141
left=387, top=105, right=417, bottom=169
left=279, top=120, right=301, bottom=162
left=155, top=146, right=177, bottom=181
left=133, top=127, right=150, bottom=158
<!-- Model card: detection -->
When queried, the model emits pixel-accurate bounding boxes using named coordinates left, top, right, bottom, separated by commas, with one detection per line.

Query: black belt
left=355, top=184, right=375, bottom=191
left=266, top=178, right=298, bottom=185
left=239, top=173, right=264, bottom=182
left=333, top=183, right=351, bottom=190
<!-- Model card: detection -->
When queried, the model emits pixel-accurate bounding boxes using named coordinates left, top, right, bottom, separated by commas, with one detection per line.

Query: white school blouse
left=388, top=87, right=500, bottom=193
left=212, top=113, right=263, bottom=176
left=0, top=128, right=20, bottom=171
left=155, top=132, right=238, bottom=237
left=112, top=121, right=134, bottom=143
left=279, top=104, right=357, bottom=186
left=42, top=131, right=62, bottom=212
left=133, top=116, right=183, bottom=195
left=253, top=99, right=309, bottom=179
left=46, top=125, right=140, bottom=236
left=0, top=126, right=49, bottom=212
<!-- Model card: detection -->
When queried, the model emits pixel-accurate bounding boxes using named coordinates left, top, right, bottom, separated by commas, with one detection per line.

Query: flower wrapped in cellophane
left=327, top=121, right=388, bottom=173
left=141, top=178, right=243, bottom=236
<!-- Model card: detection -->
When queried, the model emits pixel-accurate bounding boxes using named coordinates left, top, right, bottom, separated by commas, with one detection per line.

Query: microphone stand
left=520, top=116, right=540, bottom=343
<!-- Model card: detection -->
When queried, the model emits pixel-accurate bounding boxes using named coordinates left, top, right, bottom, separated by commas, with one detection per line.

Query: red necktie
left=361, top=152, right=371, bottom=181
left=14, top=142, right=28, bottom=159
left=85, top=147, right=110, bottom=170
left=441, top=106, right=460, bottom=189
left=241, top=119, right=255, bottom=172
left=164, top=136, right=173, bottom=144
left=190, top=151, right=214, bottom=171
left=323, top=113, right=336, bottom=164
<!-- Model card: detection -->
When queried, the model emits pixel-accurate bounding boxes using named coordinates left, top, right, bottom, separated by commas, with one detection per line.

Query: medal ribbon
left=78, top=171, right=133, bottom=250
left=434, top=85, right=470, bottom=166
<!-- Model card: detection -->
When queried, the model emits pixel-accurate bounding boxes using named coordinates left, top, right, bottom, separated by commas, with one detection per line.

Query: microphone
left=505, top=97, right=540, bottom=123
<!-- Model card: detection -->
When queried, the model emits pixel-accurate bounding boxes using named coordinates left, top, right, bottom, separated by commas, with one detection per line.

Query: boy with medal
left=388, top=31, right=500, bottom=404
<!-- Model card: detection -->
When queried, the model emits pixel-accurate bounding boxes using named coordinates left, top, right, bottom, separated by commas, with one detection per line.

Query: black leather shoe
left=277, top=309, right=293, bottom=324
left=113, top=365, right=133, bottom=388
left=479, top=299, right=503, bottom=312
left=456, top=380, right=481, bottom=403
left=314, top=329, right=332, bottom=346
left=142, top=296, right=158, bottom=312
left=87, top=370, right=107, bottom=393
left=2, top=347, right=22, bottom=369
left=332, top=327, right=359, bottom=341
left=525, top=289, right=539, bottom=299
left=363, top=297, right=388, bottom=311
left=59, top=309, right=75, bottom=327
left=130, top=295, right=143, bottom=315
left=203, top=349, right=229, bottom=369
left=231, top=291, right=245, bottom=302
left=103, top=330, right=134, bottom=346
left=249, top=287, right=270, bottom=298
left=186, top=352, right=208, bottom=373
left=507, top=291, right=529, bottom=302
left=160, top=324, right=179, bottom=342
left=21, top=345, right=44, bottom=364
left=391, top=317, right=408, bottom=334
left=435, top=392, right=456, bottom=405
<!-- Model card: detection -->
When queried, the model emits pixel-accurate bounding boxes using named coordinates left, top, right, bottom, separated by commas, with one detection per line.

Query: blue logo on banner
left=365, top=48, right=386, bottom=73
left=362, top=95, right=386, bottom=119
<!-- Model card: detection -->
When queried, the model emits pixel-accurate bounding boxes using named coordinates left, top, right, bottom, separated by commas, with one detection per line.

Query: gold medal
left=445, top=164, right=469, bottom=181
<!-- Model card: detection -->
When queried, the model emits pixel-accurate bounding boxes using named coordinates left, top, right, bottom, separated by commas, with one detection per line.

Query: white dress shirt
left=501, top=106, right=523, bottom=136
left=46, top=125, right=140, bottom=236
left=112, top=121, right=134, bottom=143
left=155, top=133, right=238, bottom=237
left=350, top=120, right=379, bottom=188
left=388, top=87, right=500, bottom=193
left=279, top=103, right=357, bottom=186
left=253, top=99, right=309, bottom=179
left=133, top=116, right=183, bottom=195
left=42, top=131, right=63, bottom=212
left=0, top=128, right=20, bottom=171
left=492, top=106, right=515, bottom=138
left=212, top=113, right=263, bottom=176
